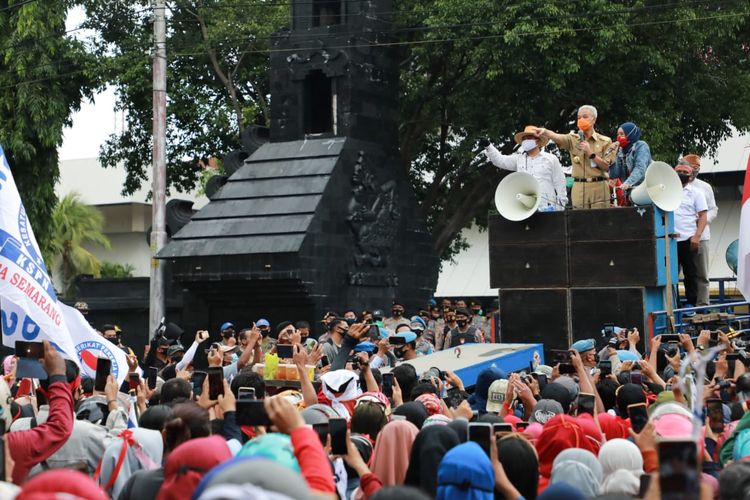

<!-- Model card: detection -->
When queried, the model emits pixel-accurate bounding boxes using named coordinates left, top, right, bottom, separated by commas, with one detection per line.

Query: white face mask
left=521, top=139, right=538, bottom=152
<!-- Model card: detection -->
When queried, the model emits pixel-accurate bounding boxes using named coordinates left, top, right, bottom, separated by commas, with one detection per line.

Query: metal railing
left=648, top=300, right=750, bottom=339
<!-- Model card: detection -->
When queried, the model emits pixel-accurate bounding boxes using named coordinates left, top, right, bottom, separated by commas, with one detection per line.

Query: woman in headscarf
left=404, top=425, right=460, bottom=496
left=17, top=469, right=107, bottom=500
left=498, top=434, right=540, bottom=500
left=447, top=417, right=468, bottom=442
left=95, top=428, right=163, bottom=499
left=370, top=420, right=419, bottom=486
left=156, top=435, right=232, bottom=500
left=436, top=442, right=495, bottom=500
left=536, top=414, right=597, bottom=493
left=609, top=121, right=652, bottom=192
left=392, top=401, right=429, bottom=429
left=549, top=448, right=602, bottom=498
left=598, top=438, right=643, bottom=496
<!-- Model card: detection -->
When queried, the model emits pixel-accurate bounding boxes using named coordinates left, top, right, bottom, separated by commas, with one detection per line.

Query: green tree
left=0, top=0, right=97, bottom=252
left=46, top=193, right=110, bottom=297
left=84, top=0, right=750, bottom=259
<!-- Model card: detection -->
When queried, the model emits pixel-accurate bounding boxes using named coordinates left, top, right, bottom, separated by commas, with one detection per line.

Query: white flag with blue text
left=0, top=146, right=128, bottom=384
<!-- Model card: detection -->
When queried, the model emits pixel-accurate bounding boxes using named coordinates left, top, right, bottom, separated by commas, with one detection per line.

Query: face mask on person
left=456, top=319, right=467, bottom=328
left=222, top=331, right=234, bottom=339
left=577, top=117, right=592, bottom=132
left=394, top=347, right=405, bottom=359
left=521, top=138, right=537, bottom=152
left=259, top=328, right=270, bottom=338
left=172, top=355, right=183, bottom=364
left=678, top=173, right=691, bottom=185
left=345, top=318, right=356, bottom=326
left=617, top=136, right=629, bottom=148
left=392, top=309, right=403, bottom=317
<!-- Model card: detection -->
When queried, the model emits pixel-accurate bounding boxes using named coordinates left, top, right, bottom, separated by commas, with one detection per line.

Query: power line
left=0, top=0, right=37, bottom=12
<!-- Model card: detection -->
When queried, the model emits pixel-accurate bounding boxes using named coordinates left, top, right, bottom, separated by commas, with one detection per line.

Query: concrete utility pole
left=149, top=0, right=167, bottom=337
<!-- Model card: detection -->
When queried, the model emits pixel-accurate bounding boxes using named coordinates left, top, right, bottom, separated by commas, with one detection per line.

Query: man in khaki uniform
left=537, top=105, right=618, bottom=209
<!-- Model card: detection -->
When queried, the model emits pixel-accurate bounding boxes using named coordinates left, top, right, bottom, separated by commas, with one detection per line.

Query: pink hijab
left=370, top=420, right=419, bottom=485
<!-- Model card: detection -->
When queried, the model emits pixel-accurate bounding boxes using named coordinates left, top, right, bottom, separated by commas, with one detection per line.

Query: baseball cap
left=410, top=316, right=427, bottom=331
left=530, top=399, right=564, bottom=424
left=533, top=365, right=553, bottom=377
left=486, top=379, right=509, bottom=413
left=220, top=322, right=234, bottom=331
left=392, top=331, right=417, bottom=344
left=167, top=343, right=186, bottom=357
left=256, top=319, right=270, bottom=328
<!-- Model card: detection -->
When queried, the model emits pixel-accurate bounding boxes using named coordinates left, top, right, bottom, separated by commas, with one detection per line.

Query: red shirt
left=7, top=377, right=74, bottom=484
left=290, top=427, right=336, bottom=493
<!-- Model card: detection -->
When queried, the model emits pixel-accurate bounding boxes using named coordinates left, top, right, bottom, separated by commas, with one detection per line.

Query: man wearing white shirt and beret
left=480, top=125, right=568, bottom=211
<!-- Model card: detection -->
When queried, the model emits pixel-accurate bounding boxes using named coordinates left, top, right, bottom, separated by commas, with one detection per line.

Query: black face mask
left=222, top=331, right=234, bottom=339
left=456, top=320, right=468, bottom=328
left=678, top=173, right=691, bottom=185
left=260, top=329, right=270, bottom=338
left=394, top=347, right=405, bottom=358
left=392, top=309, right=403, bottom=317
left=345, top=318, right=356, bottom=326
left=172, top=355, right=184, bottom=364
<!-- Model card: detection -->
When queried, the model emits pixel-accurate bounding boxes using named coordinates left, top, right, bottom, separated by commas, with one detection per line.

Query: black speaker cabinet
left=569, top=287, right=645, bottom=343
left=567, top=207, right=659, bottom=287
left=499, top=288, right=570, bottom=352
left=489, top=212, right=568, bottom=288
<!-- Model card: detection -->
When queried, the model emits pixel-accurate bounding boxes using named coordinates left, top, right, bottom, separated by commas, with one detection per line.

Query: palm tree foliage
left=45, top=193, right=110, bottom=297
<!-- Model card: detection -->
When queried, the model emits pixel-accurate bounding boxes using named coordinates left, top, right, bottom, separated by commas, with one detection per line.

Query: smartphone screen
left=147, top=367, right=158, bottom=390
left=516, top=421, right=529, bottom=431
left=94, top=358, right=112, bottom=392
left=550, top=349, right=571, bottom=364
left=320, top=355, right=330, bottom=368
left=192, top=370, right=207, bottom=396
left=329, top=418, right=348, bottom=455
left=628, top=403, right=649, bottom=433
left=709, top=330, right=719, bottom=347
left=706, top=398, right=724, bottom=434
left=559, top=363, right=576, bottom=375
left=238, top=387, right=256, bottom=401
left=368, top=324, right=380, bottom=340
left=313, top=422, right=329, bottom=446
left=660, top=334, right=680, bottom=343
left=493, top=423, right=513, bottom=434
left=638, top=473, right=652, bottom=498
left=658, top=439, right=699, bottom=500
left=15, top=341, right=44, bottom=359
left=468, top=423, right=493, bottom=457
left=382, top=372, right=394, bottom=398
left=630, top=370, right=642, bottom=386
left=207, top=367, right=224, bottom=400
left=276, top=344, right=294, bottom=359
left=598, top=360, right=612, bottom=376
left=236, top=400, right=271, bottom=427
left=389, top=336, right=406, bottom=346
left=576, top=393, right=595, bottom=416
left=536, top=374, right=548, bottom=391
left=128, top=373, right=140, bottom=391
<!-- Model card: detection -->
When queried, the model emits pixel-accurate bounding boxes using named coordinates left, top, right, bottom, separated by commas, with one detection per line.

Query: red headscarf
left=597, top=412, right=631, bottom=440
left=574, top=413, right=603, bottom=454
left=17, top=469, right=107, bottom=500
left=536, top=414, right=597, bottom=481
left=156, top=435, right=232, bottom=500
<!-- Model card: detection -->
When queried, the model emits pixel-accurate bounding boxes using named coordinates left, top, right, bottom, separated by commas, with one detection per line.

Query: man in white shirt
left=674, top=162, right=708, bottom=308
left=480, top=125, right=568, bottom=211
left=680, top=154, right=717, bottom=306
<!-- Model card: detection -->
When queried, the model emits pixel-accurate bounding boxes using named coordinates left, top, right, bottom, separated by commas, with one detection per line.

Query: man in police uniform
left=537, top=105, right=618, bottom=209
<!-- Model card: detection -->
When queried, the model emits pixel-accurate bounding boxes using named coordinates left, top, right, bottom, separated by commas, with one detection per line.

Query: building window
left=312, top=0, right=341, bottom=27
left=304, top=70, right=335, bottom=135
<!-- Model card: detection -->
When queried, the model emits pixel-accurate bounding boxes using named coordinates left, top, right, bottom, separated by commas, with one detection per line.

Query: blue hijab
left=620, top=122, right=641, bottom=153
left=436, top=442, right=495, bottom=500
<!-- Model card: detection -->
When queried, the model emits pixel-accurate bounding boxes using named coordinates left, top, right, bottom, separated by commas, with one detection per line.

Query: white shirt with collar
left=484, top=145, right=568, bottom=210
left=690, top=177, right=717, bottom=240
left=674, top=183, right=708, bottom=242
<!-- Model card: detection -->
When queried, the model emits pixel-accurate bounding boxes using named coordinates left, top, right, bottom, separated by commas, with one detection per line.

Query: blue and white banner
left=0, top=146, right=128, bottom=384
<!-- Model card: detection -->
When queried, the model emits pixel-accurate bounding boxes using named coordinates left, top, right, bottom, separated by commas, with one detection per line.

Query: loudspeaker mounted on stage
left=494, top=172, right=540, bottom=221
left=629, top=161, right=683, bottom=212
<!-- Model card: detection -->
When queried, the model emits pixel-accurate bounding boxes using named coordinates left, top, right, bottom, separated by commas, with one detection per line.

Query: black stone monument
left=159, top=0, right=439, bottom=332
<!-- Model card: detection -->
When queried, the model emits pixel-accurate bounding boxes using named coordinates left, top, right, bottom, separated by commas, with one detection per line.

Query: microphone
left=578, top=130, right=586, bottom=142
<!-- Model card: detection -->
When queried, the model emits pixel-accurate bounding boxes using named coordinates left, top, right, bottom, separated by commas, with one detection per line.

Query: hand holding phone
left=628, top=403, right=649, bottom=433
left=207, top=367, right=224, bottom=400
left=95, top=358, right=112, bottom=392
left=468, top=423, right=493, bottom=457
left=329, top=418, right=348, bottom=455
left=576, top=393, right=595, bottom=416
left=382, top=372, right=394, bottom=398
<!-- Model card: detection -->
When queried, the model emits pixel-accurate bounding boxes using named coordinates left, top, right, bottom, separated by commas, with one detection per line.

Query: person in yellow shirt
left=537, top=105, right=618, bottom=209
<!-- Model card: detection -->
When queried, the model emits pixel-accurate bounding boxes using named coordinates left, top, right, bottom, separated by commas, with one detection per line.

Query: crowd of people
left=1, top=300, right=750, bottom=499
left=480, top=104, right=719, bottom=308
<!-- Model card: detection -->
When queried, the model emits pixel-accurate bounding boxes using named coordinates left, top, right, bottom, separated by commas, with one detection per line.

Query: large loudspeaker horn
left=629, top=161, right=683, bottom=212
left=494, top=172, right=540, bottom=221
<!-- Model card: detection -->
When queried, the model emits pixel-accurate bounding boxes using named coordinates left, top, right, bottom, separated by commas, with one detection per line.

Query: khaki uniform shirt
left=557, top=131, right=617, bottom=209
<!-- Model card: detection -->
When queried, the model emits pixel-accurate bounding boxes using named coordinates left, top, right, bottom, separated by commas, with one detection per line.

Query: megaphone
left=494, top=172, right=540, bottom=221
left=629, top=161, right=683, bottom=212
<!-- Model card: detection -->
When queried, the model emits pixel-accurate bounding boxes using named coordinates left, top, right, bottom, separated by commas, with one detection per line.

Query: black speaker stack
left=489, top=206, right=674, bottom=353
